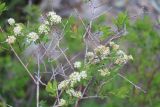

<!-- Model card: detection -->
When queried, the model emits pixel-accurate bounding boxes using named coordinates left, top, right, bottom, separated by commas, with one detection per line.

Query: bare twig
left=81, top=95, right=109, bottom=100
left=57, top=41, right=74, bottom=70
left=36, top=54, right=40, bottom=107
left=10, top=45, right=37, bottom=83
left=92, top=7, right=112, bottom=20
left=118, top=73, right=146, bottom=93
left=40, top=15, right=70, bottom=60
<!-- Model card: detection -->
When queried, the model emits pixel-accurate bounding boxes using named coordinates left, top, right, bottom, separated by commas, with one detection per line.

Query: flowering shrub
left=1, top=3, right=146, bottom=107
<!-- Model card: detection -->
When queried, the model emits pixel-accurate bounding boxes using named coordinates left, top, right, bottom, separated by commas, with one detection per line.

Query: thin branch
left=102, top=29, right=125, bottom=45
left=40, top=16, right=70, bottom=60
left=10, top=45, right=37, bottom=83
left=36, top=54, right=40, bottom=107
left=92, top=7, right=112, bottom=20
left=57, top=42, right=74, bottom=70
left=74, top=8, right=87, bottom=29
left=118, top=73, right=146, bottom=93
left=81, top=95, right=109, bottom=100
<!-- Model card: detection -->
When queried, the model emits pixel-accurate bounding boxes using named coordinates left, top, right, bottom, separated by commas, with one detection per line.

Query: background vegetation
left=0, top=0, right=160, bottom=107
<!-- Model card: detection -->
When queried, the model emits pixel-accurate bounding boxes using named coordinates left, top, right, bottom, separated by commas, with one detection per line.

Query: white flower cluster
left=109, top=42, right=119, bottom=50
left=86, top=52, right=94, bottom=58
left=6, top=36, right=16, bottom=44
left=37, top=11, right=61, bottom=36
left=6, top=18, right=23, bottom=44
left=7, top=18, right=15, bottom=26
left=69, top=71, right=87, bottom=87
left=27, top=32, right=39, bottom=42
left=66, top=89, right=82, bottom=98
left=58, top=80, right=70, bottom=90
left=80, top=71, right=87, bottom=79
left=6, top=11, right=62, bottom=45
left=58, top=99, right=66, bottom=106
left=58, top=71, right=87, bottom=99
left=94, top=45, right=110, bottom=56
left=115, top=50, right=133, bottom=65
left=47, top=11, right=56, bottom=17
left=44, top=21, right=49, bottom=25
left=13, top=24, right=23, bottom=35
left=38, top=24, right=50, bottom=35
left=86, top=45, right=110, bottom=64
left=47, top=11, right=62, bottom=25
left=74, top=61, right=81, bottom=68
left=58, top=71, right=87, bottom=90
left=69, top=72, right=81, bottom=83
left=7, top=18, right=22, bottom=36
left=98, top=68, right=110, bottom=77
left=85, top=42, right=133, bottom=78
left=94, top=45, right=110, bottom=60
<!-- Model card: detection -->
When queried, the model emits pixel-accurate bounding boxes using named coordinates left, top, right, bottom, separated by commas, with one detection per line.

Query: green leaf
left=113, top=12, right=129, bottom=30
left=41, top=35, right=49, bottom=43
left=45, top=81, right=57, bottom=97
left=0, top=2, right=7, bottom=15
left=99, top=26, right=114, bottom=41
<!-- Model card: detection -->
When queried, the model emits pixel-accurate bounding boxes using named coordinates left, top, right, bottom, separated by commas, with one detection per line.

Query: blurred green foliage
left=91, top=15, right=160, bottom=107
left=119, top=16, right=160, bottom=107
left=113, top=11, right=129, bottom=31
left=0, top=1, right=160, bottom=106
left=0, top=2, right=7, bottom=15
left=74, top=14, right=160, bottom=107
left=61, top=16, right=85, bottom=54
left=45, top=81, right=57, bottom=97
left=0, top=1, right=40, bottom=107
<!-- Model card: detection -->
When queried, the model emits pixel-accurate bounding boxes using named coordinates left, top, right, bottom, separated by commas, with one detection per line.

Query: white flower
left=86, top=52, right=94, bottom=62
left=69, top=72, right=81, bottom=82
left=8, top=18, right=15, bottom=25
left=115, top=58, right=127, bottom=65
left=94, top=45, right=105, bottom=54
left=58, top=71, right=87, bottom=90
left=74, top=61, right=81, bottom=68
left=117, top=50, right=125, bottom=56
left=128, top=55, right=133, bottom=60
left=58, top=99, right=66, bottom=106
left=13, top=24, right=22, bottom=35
left=93, top=58, right=100, bottom=64
left=102, top=46, right=110, bottom=56
left=98, top=68, right=110, bottom=77
left=38, top=24, right=50, bottom=34
left=94, top=45, right=110, bottom=58
left=50, top=14, right=62, bottom=25
left=6, top=36, right=16, bottom=44
left=69, top=72, right=81, bottom=87
left=58, top=80, right=70, bottom=90
left=66, top=89, right=82, bottom=98
left=47, top=11, right=56, bottom=17
left=69, top=72, right=80, bottom=86
left=74, top=91, right=82, bottom=98
left=115, top=50, right=133, bottom=65
left=66, top=89, right=75, bottom=96
left=44, top=21, right=49, bottom=25
left=86, top=52, right=94, bottom=58
left=109, top=42, right=115, bottom=46
left=27, top=32, right=39, bottom=42
left=80, top=71, right=87, bottom=79
left=109, top=42, right=119, bottom=50
left=47, top=11, right=62, bottom=25
left=112, top=44, right=119, bottom=50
